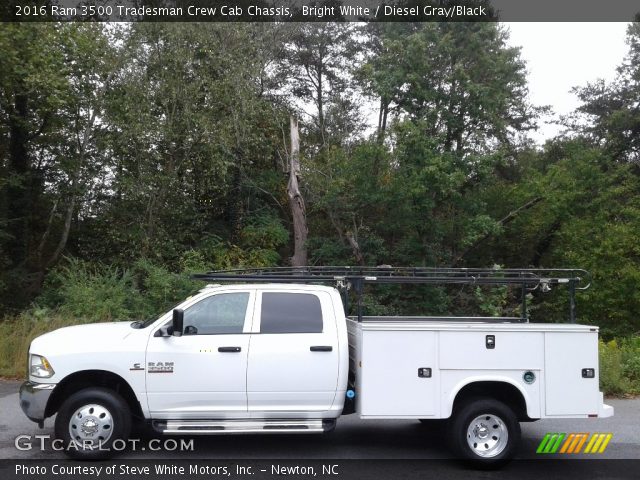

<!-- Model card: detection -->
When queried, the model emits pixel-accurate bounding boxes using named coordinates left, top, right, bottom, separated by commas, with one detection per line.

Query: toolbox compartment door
left=544, top=332, right=600, bottom=416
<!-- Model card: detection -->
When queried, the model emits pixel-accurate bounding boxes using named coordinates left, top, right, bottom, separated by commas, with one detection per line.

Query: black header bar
left=3, top=1, right=639, bottom=22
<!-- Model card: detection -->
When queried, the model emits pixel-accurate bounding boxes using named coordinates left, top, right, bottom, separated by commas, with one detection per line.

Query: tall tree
left=361, top=22, right=540, bottom=153
left=39, top=24, right=119, bottom=271
left=279, top=22, right=363, bottom=149
left=571, top=21, right=640, bottom=163
left=315, top=22, right=543, bottom=267
left=0, top=23, right=115, bottom=307
left=0, top=25, right=67, bottom=297
left=276, top=21, right=365, bottom=265
left=93, top=23, right=288, bottom=264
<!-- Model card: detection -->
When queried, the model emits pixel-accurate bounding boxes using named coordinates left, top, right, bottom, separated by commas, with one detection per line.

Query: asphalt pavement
left=1, top=380, right=638, bottom=479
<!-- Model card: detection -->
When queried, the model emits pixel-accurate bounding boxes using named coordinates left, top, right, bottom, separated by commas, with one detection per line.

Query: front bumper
left=19, top=381, right=56, bottom=424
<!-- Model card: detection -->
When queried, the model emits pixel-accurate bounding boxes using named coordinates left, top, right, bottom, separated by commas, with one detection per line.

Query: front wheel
left=447, top=398, right=520, bottom=468
left=54, top=387, right=131, bottom=459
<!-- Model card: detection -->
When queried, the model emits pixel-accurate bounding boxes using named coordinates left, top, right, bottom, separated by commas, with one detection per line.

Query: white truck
left=19, top=267, right=613, bottom=466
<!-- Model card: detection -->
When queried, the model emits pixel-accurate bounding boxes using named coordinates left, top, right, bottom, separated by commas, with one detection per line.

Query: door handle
left=310, top=346, right=333, bottom=352
left=218, top=347, right=241, bottom=352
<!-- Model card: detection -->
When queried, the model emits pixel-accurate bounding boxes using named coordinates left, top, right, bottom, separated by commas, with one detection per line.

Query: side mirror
left=172, top=309, right=184, bottom=337
left=154, top=325, right=173, bottom=337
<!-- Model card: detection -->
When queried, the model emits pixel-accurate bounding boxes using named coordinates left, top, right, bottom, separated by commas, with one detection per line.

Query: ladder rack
left=192, top=266, right=591, bottom=324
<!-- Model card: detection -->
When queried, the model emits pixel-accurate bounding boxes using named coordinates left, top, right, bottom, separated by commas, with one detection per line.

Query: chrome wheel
left=68, top=403, right=114, bottom=447
left=466, top=413, right=508, bottom=458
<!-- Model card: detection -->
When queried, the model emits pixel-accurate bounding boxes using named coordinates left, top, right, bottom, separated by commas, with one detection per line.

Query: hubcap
left=68, top=404, right=113, bottom=448
left=466, top=414, right=508, bottom=458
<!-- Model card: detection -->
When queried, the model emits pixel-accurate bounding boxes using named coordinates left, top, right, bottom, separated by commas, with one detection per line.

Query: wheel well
left=452, top=381, right=530, bottom=421
left=45, top=370, right=144, bottom=420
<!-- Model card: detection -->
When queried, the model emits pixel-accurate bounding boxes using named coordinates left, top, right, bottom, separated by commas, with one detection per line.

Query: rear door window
left=260, top=293, right=323, bottom=333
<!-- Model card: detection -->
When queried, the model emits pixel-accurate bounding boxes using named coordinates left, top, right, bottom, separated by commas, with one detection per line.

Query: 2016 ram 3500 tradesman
left=19, top=267, right=613, bottom=466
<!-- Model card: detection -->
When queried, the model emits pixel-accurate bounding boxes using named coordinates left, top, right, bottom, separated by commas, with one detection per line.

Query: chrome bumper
left=19, top=381, right=56, bottom=424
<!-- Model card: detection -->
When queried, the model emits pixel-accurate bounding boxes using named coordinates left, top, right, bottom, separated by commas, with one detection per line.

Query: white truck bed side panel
left=358, top=329, right=438, bottom=417
left=439, top=331, right=544, bottom=370
left=544, top=332, right=600, bottom=416
left=349, top=319, right=605, bottom=420
left=440, top=370, right=541, bottom=419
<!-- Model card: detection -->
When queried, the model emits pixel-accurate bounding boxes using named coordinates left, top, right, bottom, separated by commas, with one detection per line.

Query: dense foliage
left=1, top=21, right=640, bottom=342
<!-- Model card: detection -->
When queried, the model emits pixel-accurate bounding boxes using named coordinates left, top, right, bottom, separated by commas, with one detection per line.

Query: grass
left=0, top=310, right=111, bottom=379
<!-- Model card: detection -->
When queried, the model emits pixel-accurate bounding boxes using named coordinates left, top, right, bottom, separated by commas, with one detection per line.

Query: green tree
left=571, top=21, right=640, bottom=163
left=361, top=22, right=541, bottom=152
left=320, top=22, right=541, bottom=269
left=471, top=139, right=640, bottom=336
left=89, top=23, right=288, bottom=265
left=278, top=21, right=364, bottom=149
left=0, top=23, right=115, bottom=309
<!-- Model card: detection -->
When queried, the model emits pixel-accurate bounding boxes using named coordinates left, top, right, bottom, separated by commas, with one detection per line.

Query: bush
left=620, top=337, right=640, bottom=384
left=130, top=258, right=200, bottom=319
left=599, top=338, right=640, bottom=396
left=0, top=256, right=204, bottom=378
left=38, top=258, right=137, bottom=321
left=37, top=257, right=201, bottom=322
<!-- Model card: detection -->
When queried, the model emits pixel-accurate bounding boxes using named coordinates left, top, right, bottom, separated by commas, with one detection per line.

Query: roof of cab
left=198, top=283, right=339, bottom=294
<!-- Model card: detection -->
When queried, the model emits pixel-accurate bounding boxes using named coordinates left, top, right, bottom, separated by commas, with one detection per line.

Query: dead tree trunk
left=287, top=116, right=308, bottom=267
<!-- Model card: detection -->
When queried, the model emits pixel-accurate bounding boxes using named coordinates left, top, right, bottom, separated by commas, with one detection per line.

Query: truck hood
left=30, top=321, right=139, bottom=355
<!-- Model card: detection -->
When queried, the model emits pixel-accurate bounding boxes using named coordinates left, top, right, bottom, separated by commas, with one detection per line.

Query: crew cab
left=19, top=267, right=613, bottom=466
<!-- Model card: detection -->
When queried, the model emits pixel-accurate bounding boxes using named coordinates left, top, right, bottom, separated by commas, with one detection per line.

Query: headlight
left=30, top=354, right=55, bottom=378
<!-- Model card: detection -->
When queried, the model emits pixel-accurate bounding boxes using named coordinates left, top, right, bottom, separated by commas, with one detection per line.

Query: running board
left=154, top=419, right=335, bottom=435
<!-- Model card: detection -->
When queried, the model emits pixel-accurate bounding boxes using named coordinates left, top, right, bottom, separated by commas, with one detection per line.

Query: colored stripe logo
left=536, top=433, right=612, bottom=454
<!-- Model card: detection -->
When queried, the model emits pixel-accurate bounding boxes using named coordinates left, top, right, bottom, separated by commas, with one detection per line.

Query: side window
left=260, top=293, right=323, bottom=334
left=183, top=292, right=249, bottom=335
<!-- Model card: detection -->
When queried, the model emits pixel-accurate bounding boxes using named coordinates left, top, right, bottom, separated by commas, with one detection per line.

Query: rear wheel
left=447, top=398, right=520, bottom=468
left=54, top=387, right=131, bottom=459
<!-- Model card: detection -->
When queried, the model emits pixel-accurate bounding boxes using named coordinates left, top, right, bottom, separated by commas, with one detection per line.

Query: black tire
left=54, top=387, right=131, bottom=459
left=447, top=397, right=520, bottom=468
